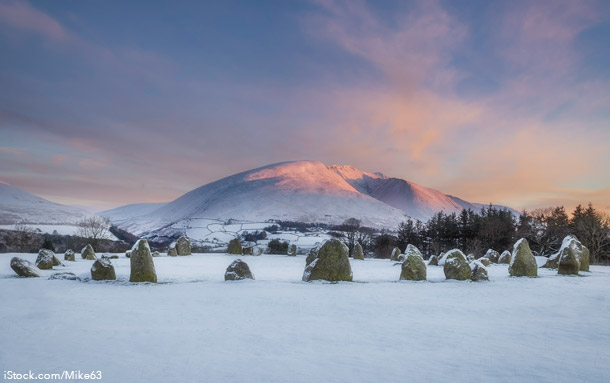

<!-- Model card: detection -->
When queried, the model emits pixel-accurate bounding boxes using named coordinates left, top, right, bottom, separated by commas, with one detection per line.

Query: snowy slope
left=99, top=202, right=166, bottom=225
left=0, top=181, right=90, bottom=225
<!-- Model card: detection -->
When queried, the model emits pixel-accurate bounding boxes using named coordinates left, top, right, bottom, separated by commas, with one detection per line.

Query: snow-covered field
left=1, top=253, right=609, bottom=382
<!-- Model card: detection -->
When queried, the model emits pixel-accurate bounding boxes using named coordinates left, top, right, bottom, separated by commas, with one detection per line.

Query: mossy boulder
left=81, top=244, right=96, bottom=260
left=428, top=255, right=439, bottom=266
left=224, top=259, right=254, bottom=281
left=443, top=249, right=472, bottom=281
left=390, top=247, right=402, bottom=261
left=353, top=243, right=364, bottom=260
left=479, top=258, right=491, bottom=267
left=167, top=247, right=177, bottom=257
left=10, top=257, right=41, bottom=277
left=64, top=249, right=75, bottom=262
left=302, top=239, right=352, bottom=282
left=509, top=239, right=537, bottom=277
left=498, top=250, right=511, bottom=264
left=483, top=249, right=500, bottom=263
left=129, top=239, right=157, bottom=283
left=36, top=249, right=54, bottom=270
left=400, top=245, right=426, bottom=281
left=227, top=238, right=242, bottom=255
left=176, top=236, right=191, bottom=256
left=91, top=258, right=116, bottom=281
left=288, top=244, right=297, bottom=256
left=470, top=260, right=489, bottom=281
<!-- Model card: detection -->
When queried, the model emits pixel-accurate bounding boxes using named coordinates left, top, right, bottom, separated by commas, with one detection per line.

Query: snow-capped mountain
left=329, top=165, right=519, bottom=220
left=104, top=160, right=519, bottom=239
left=0, top=181, right=90, bottom=225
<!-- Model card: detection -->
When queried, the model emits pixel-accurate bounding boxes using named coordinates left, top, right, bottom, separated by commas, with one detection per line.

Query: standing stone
left=81, top=244, right=96, bottom=260
left=353, top=243, right=364, bottom=260
left=36, top=249, right=54, bottom=270
left=438, top=252, right=449, bottom=266
left=152, top=251, right=160, bottom=257
left=227, top=238, right=242, bottom=255
left=390, top=247, right=402, bottom=261
left=470, top=260, right=489, bottom=281
left=302, top=239, right=352, bottom=282
left=443, top=249, right=472, bottom=281
left=400, top=245, right=426, bottom=281
left=176, top=236, right=191, bottom=256
left=125, top=250, right=132, bottom=258
left=10, top=257, right=41, bottom=277
left=49, top=272, right=79, bottom=281
left=224, top=259, right=255, bottom=280
left=91, top=258, right=116, bottom=281
left=558, top=246, right=580, bottom=275
left=498, top=250, right=511, bottom=264
left=288, top=244, right=297, bottom=256
left=580, top=246, right=590, bottom=272
left=130, top=239, right=157, bottom=283
left=483, top=249, right=500, bottom=263
left=64, top=249, right=75, bottom=262
left=509, top=239, right=538, bottom=277
left=428, top=255, right=439, bottom=266
left=51, top=253, right=63, bottom=266
left=167, top=247, right=177, bottom=257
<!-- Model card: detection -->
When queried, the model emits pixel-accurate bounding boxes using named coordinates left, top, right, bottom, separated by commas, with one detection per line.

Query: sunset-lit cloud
left=0, top=0, right=609, bottom=213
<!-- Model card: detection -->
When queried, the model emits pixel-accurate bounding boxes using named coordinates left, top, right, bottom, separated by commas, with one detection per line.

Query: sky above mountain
left=1, top=0, right=609, bottom=213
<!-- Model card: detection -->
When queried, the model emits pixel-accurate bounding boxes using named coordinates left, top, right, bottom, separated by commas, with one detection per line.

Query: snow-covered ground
left=1, top=253, right=609, bottom=382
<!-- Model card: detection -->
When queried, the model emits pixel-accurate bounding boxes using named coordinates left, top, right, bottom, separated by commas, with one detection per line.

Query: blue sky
left=1, top=0, right=609, bottom=212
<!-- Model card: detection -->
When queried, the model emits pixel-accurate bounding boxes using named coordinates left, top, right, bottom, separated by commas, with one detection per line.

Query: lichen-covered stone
left=479, top=258, right=491, bottom=267
left=509, top=239, right=537, bottom=277
left=483, top=249, right=500, bottom=263
left=302, top=239, right=352, bottom=282
left=227, top=238, right=242, bottom=255
left=390, top=247, right=402, bottom=261
left=428, top=255, right=439, bottom=266
left=64, top=249, right=75, bottom=262
left=353, top=243, right=364, bottom=260
left=443, top=249, right=472, bottom=281
left=580, top=246, right=590, bottom=272
left=129, top=239, right=157, bottom=283
left=81, top=244, right=96, bottom=260
left=400, top=245, right=426, bottom=281
left=470, top=260, right=489, bottom=281
left=167, top=247, right=177, bottom=257
left=152, top=251, right=160, bottom=257
left=10, top=257, right=41, bottom=277
left=176, top=236, right=191, bottom=256
left=498, top=250, right=511, bottom=264
left=125, top=250, right=132, bottom=258
left=91, top=258, right=116, bottom=281
left=49, top=272, right=79, bottom=281
left=224, top=259, right=254, bottom=280
left=288, top=244, right=297, bottom=256
left=36, top=249, right=54, bottom=270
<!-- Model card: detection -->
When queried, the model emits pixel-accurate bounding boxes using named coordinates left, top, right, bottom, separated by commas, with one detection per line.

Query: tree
left=76, top=216, right=110, bottom=247
left=340, top=218, right=361, bottom=256
left=571, top=203, right=610, bottom=264
left=13, top=220, right=35, bottom=252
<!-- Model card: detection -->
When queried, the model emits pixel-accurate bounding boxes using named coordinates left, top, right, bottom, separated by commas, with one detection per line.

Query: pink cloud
left=0, top=0, right=70, bottom=42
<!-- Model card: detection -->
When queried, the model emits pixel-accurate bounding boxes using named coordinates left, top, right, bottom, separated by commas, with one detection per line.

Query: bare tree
left=76, top=216, right=110, bottom=247
left=13, top=220, right=35, bottom=252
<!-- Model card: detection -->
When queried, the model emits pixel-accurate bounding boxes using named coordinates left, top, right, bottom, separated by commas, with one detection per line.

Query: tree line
left=340, top=203, right=610, bottom=264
